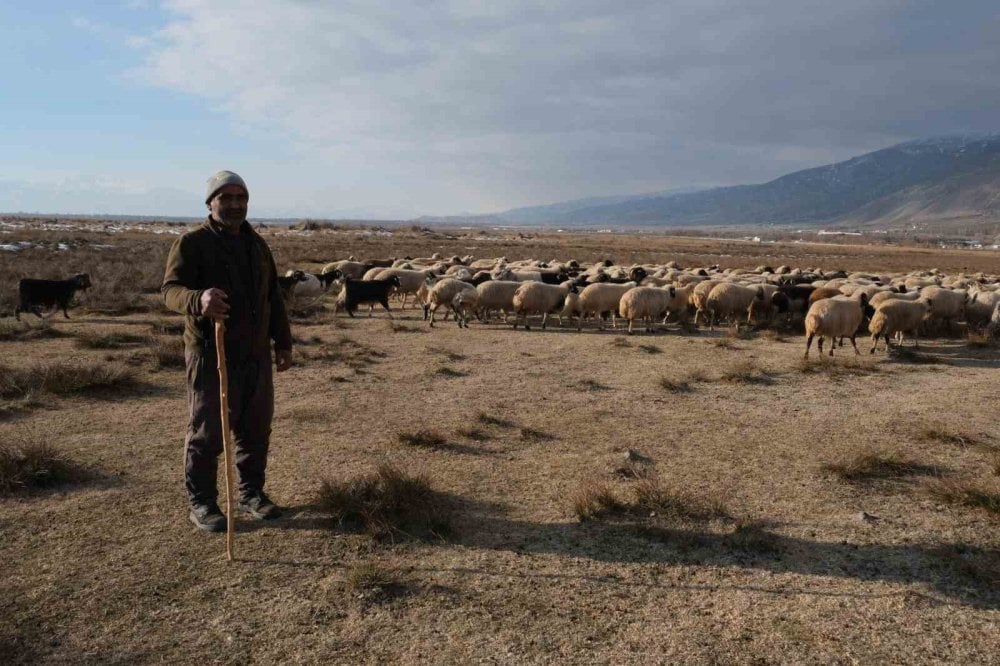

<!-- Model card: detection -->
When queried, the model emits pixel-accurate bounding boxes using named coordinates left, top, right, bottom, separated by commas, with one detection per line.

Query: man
left=162, top=170, right=293, bottom=532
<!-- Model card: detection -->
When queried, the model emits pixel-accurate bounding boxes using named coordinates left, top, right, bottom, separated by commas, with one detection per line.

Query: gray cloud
left=132, top=0, right=1000, bottom=214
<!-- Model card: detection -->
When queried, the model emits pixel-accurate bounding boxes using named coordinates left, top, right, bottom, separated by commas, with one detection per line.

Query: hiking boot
left=237, top=491, right=283, bottom=520
left=189, top=502, right=226, bottom=533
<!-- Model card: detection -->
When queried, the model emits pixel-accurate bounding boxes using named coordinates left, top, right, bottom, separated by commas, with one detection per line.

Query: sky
left=2, top=1, right=999, bottom=219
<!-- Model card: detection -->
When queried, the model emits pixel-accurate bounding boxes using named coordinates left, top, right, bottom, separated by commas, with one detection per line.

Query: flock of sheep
left=283, top=253, right=1000, bottom=358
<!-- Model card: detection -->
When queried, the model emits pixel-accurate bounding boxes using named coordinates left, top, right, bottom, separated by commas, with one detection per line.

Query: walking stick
left=214, top=320, right=236, bottom=562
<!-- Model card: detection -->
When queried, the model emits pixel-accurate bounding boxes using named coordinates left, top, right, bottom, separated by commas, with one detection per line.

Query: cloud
left=130, top=1, right=1000, bottom=212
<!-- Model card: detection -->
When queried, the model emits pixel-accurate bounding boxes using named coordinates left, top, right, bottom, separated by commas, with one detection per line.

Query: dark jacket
left=161, top=217, right=292, bottom=360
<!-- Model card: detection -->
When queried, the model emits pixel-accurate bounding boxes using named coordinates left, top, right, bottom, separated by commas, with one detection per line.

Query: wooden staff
left=214, top=320, right=236, bottom=562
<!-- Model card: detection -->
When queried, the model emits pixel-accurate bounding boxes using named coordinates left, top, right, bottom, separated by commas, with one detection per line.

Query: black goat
left=337, top=275, right=401, bottom=318
left=15, top=273, right=92, bottom=321
left=314, top=269, right=342, bottom=289
left=277, top=270, right=308, bottom=301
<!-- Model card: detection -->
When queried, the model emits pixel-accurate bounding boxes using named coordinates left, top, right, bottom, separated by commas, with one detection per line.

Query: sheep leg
left=804, top=333, right=814, bottom=358
left=380, top=298, right=393, bottom=320
left=817, top=336, right=825, bottom=356
left=913, top=329, right=920, bottom=348
left=849, top=335, right=860, bottom=355
left=429, top=304, right=438, bottom=327
left=541, top=312, right=549, bottom=330
left=869, top=334, right=879, bottom=354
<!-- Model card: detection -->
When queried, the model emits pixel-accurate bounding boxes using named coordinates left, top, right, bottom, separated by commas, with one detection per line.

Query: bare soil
left=2, top=223, right=999, bottom=664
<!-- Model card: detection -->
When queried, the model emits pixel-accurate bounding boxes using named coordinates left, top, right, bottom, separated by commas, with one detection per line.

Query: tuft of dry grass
left=147, top=337, right=186, bottom=370
left=343, top=561, right=400, bottom=595
left=0, top=320, right=69, bottom=342
left=760, top=329, right=789, bottom=343
left=317, top=464, right=453, bottom=540
left=632, top=479, right=731, bottom=523
left=520, top=427, right=554, bottom=442
left=74, top=331, right=149, bottom=350
left=726, top=324, right=756, bottom=341
left=888, top=346, right=942, bottom=365
left=610, top=337, right=631, bottom=348
left=710, top=337, right=737, bottom=349
left=925, top=479, right=1000, bottom=517
left=0, top=442, right=87, bottom=495
left=397, top=430, right=448, bottom=449
left=636, top=343, right=661, bottom=354
left=434, top=365, right=466, bottom=378
left=577, top=378, right=609, bottom=391
left=795, top=356, right=881, bottom=378
left=726, top=519, right=782, bottom=555
left=428, top=347, right=466, bottom=362
left=477, top=412, right=515, bottom=428
left=823, top=449, right=939, bottom=483
left=0, top=361, right=138, bottom=400
left=385, top=321, right=424, bottom=334
left=572, top=481, right=624, bottom=521
left=720, top=360, right=772, bottom=384
left=965, top=330, right=998, bottom=349
left=148, top=319, right=185, bottom=336
left=919, top=427, right=986, bottom=449
left=455, top=427, right=491, bottom=442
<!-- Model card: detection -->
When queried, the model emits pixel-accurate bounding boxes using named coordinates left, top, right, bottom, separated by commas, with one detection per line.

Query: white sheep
left=426, top=278, right=476, bottom=327
left=451, top=289, right=480, bottom=328
left=321, top=260, right=365, bottom=280
left=919, top=286, right=967, bottom=332
left=476, top=280, right=522, bottom=322
left=690, top=279, right=723, bottom=325
left=511, top=282, right=572, bottom=330
left=618, top=286, right=674, bottom=334
left=803, top=293, right=869, bottom=357
left=374, top=268, right=434, bottom=309
left=704, top=282, right=765, bottom=331
left=576, top=282, right=636, bottom=331
left=868, top=298, right=932, bottom=353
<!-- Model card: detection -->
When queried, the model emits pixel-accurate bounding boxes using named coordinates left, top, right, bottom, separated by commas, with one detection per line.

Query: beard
left=217, top=208, right=246, bottom=228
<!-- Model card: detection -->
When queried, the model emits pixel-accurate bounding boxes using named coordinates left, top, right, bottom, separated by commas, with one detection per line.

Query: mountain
left=497, top=187, right=704, bottom=224
left=493, top=135, right=1000, bottom=231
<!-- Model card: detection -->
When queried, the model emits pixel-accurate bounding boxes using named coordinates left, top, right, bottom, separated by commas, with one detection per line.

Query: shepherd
left=162, top=170, right=294, bottom=534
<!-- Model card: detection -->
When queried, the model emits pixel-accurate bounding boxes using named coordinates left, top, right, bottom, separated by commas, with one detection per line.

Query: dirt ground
left=2, top=225, right=999, bottom=664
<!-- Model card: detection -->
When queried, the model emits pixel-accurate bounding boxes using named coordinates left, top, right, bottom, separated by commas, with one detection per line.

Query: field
left=2, top=219, right=999, bottom=664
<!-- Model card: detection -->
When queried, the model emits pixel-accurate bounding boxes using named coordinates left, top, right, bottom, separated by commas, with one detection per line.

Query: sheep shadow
left=450, top=509, right=1000, bottom=610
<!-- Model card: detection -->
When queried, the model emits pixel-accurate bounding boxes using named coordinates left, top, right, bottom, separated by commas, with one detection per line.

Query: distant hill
left=491, top=135, right=1000, bottom=233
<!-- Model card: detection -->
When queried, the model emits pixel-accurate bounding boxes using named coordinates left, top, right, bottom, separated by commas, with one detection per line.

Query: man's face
left=208, top=184, right=249, bottom=230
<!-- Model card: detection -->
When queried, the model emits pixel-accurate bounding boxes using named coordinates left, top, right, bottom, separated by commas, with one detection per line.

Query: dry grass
left=428, top=347, right=466, bottom=362
left=0, top=361, right=138, bottom=400
left=317, top=464, right=453, bottom=540
left=610, top=336, right=631, bottom=348
left=477, top=412, right=515, bottom=428
left=519, top=427, right=554, bottom=442
left=577, top=378, right=609, bottom=391
left=719, top=360, right=772, bottom=384
left=925, top=479, right=1000, bottom=517
left=384, top=320, right=425, bottom=334
left=726, top=518, right=782, bottom=555
left=795, top=356, right=881, bottom=377
left=0, top=441, right=87, bottom=495
left=658, top=369, right=708, bottom=393
left=965, top=330, right=998, bottom=348
left=343, top=561, right=402, bottom=597
left=760, top=329, right=789, bottom=343
left=888, top=346, right=942, bottom=364
left=455, top=427, right=491, bottom=441
left=823, top=449, right=940, bottom=483
left=397, top=430, right=448, bottom=449
left=726, top=324, right=756, bottom=341
left=74, top=331, right=149, bottom=350
left=148, top=319, right=185, bottom=336
left=636, top=343, right=662, bottom=354
left=919, top=427, right=988, bottom=449
left=0, top=319, right=70, bottom=342
left=433, top=365, right=466, bottom=378
left=572, top=480, right=624, bottom=520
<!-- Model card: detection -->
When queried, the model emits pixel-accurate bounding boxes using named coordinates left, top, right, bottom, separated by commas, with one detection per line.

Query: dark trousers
left=184, top=350, right=274, bottom=506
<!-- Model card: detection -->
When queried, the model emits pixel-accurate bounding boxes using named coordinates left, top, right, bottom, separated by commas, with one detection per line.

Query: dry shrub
left=455, top=427, right=491, bottom=441
left=572, top=481, right=623, bottom=520
left=519, top=427, right=554, bottom=442
left=397, top=430, right=448, bottom=449
left=0, top=320, right=69, bottom=342
left=965, top=330, right=998, bottom=349
left=477, top=412, right=515, bottom=428
left=726, top=518, right=781, bottom=555
left=711, top=337, right=737, bottom=349
left=795, top=356, right=880, bottom=378
left=823, top=449, right=939, bottom=483
left=74, top=331, right=149, bottom=349
left=344, top=561, right=401, bottom=595
left=574, top=477, right=729, bottom=524
left=659, top=376, right=693, bottom=393
left=925, top=479, right=1000, bottom=517
left=0, top=361, right=138, bottom=400
left=317, top=464, right=453, bottom=540
left=720, top=360, right=772, bottom=384
left=578, top=378, right=609, bottom=391
left=919, top=427, right=987, bottom=448
left=726, top=324, right=756, bottom=341
left=633, top=479, right=731, bottom=523
left=148, top=319, right=185, bottom=336
left=148, top=337, right=185, bottom=370
left=0, top=441, right=87, bottom=495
